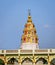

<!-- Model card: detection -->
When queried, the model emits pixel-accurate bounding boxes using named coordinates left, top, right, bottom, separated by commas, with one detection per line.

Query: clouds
left=44, top=24, right=50, bottom=28
left=43, top=24, right=55, bottom=29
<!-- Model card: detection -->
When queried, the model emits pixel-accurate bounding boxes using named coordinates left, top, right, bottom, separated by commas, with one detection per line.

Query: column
left=33, top=55, right=35, bottom=65
left=5, top=62, right=7, bottom=65
left=48, top=54, right=50, bottom=65
left=19, top=62, right=21, bottom=65
left=33, top=62, right=35, bottom=65
left=48, top=61, right=50, bottom=65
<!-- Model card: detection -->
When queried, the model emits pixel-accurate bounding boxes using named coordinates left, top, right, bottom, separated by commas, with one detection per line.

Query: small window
left=34, top=31, right=36, bottom=33
left=36, top=38, right=37, bottom=40
left=32, top=38, right=34, bottom=42
left=28, top=31, right=30, bottom=34
left=25, top=31, right=27, bottom=34
left=27, top=37, right=30, bottom=42
left=24, top=38, right=26, bottom=41
left=32, top=31, right=33, bottom=34
left=33, top=24, right=35, bottom=27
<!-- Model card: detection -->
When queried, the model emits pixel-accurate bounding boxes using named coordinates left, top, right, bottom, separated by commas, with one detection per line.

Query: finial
left=28, top=9, right=31, bottom=16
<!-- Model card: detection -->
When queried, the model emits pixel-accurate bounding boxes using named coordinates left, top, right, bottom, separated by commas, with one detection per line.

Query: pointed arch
left=21, top=57, right=33, bottom=65
left=0, top=59, right=5, bottom=65
left=22, top=57, right=33, bottom=63
left=7, top=57, right=18, bottom=65
left=50, top=58, right=55, bottom=65
left=36, top=57, right=48, bottom=65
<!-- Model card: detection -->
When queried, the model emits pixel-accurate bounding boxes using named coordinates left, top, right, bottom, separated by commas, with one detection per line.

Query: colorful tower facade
left=21, top=12, right=39, bottom=50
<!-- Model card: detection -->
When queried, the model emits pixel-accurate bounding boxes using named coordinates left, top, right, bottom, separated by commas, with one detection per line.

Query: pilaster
left=48, top=54, right=50, bottom=65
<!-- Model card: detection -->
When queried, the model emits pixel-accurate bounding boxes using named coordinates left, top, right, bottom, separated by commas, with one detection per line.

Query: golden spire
left=27, top=9, right=32, bottom=22
left=28, top=9, right=31, bottom=16
left=21, top=11, right=38, bottom=44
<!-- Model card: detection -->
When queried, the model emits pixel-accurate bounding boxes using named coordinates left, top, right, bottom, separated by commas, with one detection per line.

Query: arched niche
left=22, top=57, right=33, bottom=65
left=35, top=58, right=48, bottom=65
left=50, top=58, right=55, bottom=65
left=7, top=57, right=19, bottom=65
left=0, top=59, right=5, bottom=65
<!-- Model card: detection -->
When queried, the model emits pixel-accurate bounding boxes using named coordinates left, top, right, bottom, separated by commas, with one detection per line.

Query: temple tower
left=21, top=11, right=39, bottom=50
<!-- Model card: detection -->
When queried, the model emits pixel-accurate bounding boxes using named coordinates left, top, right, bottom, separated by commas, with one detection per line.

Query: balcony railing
left=0, top=49, right=55, bottom=54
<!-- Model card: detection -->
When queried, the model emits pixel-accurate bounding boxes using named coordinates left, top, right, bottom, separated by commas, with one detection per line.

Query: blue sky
left=0, top=0, right=55, bottom=49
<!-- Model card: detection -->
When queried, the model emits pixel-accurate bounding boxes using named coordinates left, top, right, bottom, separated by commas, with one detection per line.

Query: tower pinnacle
left=27, top=9, right=32, bottom=22
left=28, top=9, right=31, bottom=16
